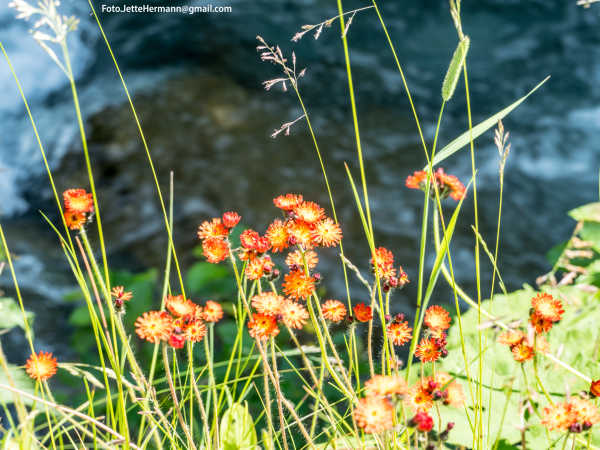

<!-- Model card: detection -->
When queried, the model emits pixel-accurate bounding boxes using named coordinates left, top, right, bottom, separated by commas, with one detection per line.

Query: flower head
left=280, top=300, right=309, bottom=330
left=415, top=337, right=441, bottom=362
left=387, top=321, right=412, bottom=346
left=197, top=218, right=228, bottom=241
left=166, top=295, right=196, bottom=318
left=542, top=402, right=575, bottom=432
left=322, top=299, right=347, bottom=322
left=63, top=189, right=93, bottom=214
left=251, top=292, right=285, bottom=316
left=405, top=382, right=434, bottom=412
left=266, top=219, right=289, bottom=252
left=64, top=210, right=86, bottom=230
left=311, top=218, right=342, bottom=247
left=511, top=342, right=535, bottom=362
left=353, top=303, right=373, bottom=322
left=354, top=396, right=394, bottom=434
left=111, top=286, right=133, bottom=302
left=405, top=170, right=428, bottom=191
left=282, top=270, right=315, bottom=300
left=287, top=220, right=314, bottom=248
left=25, top=351, right=57, bottom=381
left=168, top=333, right=185, bottom=349
left=202, top=238, right=229, bottom=263
left=531, top=293, right=564, bottom=323
left=203, top=301, right=224, bottom=323
left=497, top=329, right=525, bottom=347
left=273, top=193, right=303, bottom=211
left=365, top=375, right=407, bottom=398
left=245, top=256, right=274, bottom=280
left=590, top=380, right=600, bottom=398
left=530, top=311, right=553, bottom=334
left=411, top=412, right=434, bottom=432
left=240, top=229, right=261, bottom=250
left=222, top=211, right=241, bottom=228
left=183, top=320, right=207, bottom=343
left=248, top=313, right=280, bottom=340
left=370, top=247, right=396, bottom=280
left=436, top=168, right=466, bottom=201
left=424, top=305, right=451, bottom=331
left=293, top=201, right=324, bottom=224
left=286, top=250, right=318, bottom=270
left=135, top=311, right=173, bottom=343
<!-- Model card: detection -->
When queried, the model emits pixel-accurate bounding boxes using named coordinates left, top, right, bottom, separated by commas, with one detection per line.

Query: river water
left=0, top=0, right=599, bottom=357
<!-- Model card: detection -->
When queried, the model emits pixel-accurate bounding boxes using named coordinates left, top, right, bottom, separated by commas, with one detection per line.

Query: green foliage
left=569, top=202, right=600, bottom=222
left=0, top=364, right=35, bottom=405
left=441, top=36, right=470, bottom=101
left=0, top=297, right=33, bottom=333
left=219, top=402, right=257, bottom=450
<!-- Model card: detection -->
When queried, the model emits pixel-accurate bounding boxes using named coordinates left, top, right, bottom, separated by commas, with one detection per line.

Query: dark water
left=1, top=0, right=599, bottom=358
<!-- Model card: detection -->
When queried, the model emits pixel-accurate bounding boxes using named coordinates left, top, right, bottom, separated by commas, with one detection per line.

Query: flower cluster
left=497, top=292, right=560, bottom=362
left=370, top=247, right=409, bottom=292
left=542, top=396, right=600, bottom=433
left=415, top=305, right=451, bottom=362
left=354, top=375, right=407, bottom=433
left=62, top=188, right=94, bottom=230
left=197, top=212, right=240, bottom=264
left=135, top=295, right=223, bottom=349
left=405, top=168, right=466, bottom=201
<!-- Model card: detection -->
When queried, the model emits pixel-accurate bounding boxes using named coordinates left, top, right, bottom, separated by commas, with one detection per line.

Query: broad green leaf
left=427, top=76, right=550, bottom=169
left=442, top=36, right=470, bottom=101
left=569, top=202, right=600, bottom=222
left=0, top=364, right=35, bottom=405
left=220, top=402, right=257, bottom=450
left=0, top=297, right=33, bottom=332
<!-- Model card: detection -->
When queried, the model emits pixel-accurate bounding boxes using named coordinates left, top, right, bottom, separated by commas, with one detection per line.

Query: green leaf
left=0, top=364, right=35, bottom=405
left=569, top=202, right=600, bottom=222
left=442, top=36, right=470, bottom=101
left=186, top=262, right=231, bottom=297
left=0, top=297, right=33, bottom=332
left=427, top=76, right=550, bottom=169
left=219, top=402, right=257, bottom=450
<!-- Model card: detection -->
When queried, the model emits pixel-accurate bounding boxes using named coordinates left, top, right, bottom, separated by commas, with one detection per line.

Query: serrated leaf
left=442, top=36, right=470, bottom=101
left=427, top=76, right=550, bottom=169
left=220, top=402, right=257, bottom=450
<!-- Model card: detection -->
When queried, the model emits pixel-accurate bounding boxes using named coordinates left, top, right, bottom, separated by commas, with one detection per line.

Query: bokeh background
left=0, top=0, right=599, bottom=361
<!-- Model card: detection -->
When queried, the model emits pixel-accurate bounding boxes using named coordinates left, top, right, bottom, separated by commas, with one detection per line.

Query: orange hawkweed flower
left=424, top=305, right=451, bottom=331
left=530, top=311, right=553, bottom=334
left=405, top=170, right=428, bottom=191
left=203, top=301, right=224, bottom=323
left=365, top=375, right=407, bottom=398
left=405, top=382, right=434, bottom=412
left=135, top=311, right=173, bottom=343
left=322, top=299, right=347, bottom=322
left=202, top=237, right=229, bottom=263
left=436, top=168, right=466, bottom=201
left=570, top=397, right=600, bottom=427
left=293, top=201, right=324, bottom=224
left=497, top=329, right=525, bottom=347
left=197, top=218, right=228, bottom=241
left=354, top=396, right=395, bottom=434
left=311, top=218, right=342, bottom=247
left=353, top=303, right=373, bottom=322
left=370, top=247, right=396, bottom=280
left=542, top=402, right=575, bottom=432
left=387, top=321, right=412, bottom=346
left=222, top=211, right=241, bottom=228
left=240, top=229, right=260, bottom=249
left=415, top=337, right=441, bottom=362
left=63, top=188, right=93, bottom=214
left=266, top=219, right=289, bottom=252
left=282, top=270, right=315, bottom=300
left=433, top=372, right=465, bottom=408
left=251, top=292, right=285, bottom=316
left=273, top=193, right=303, bottom=211
left=280, top=300, right=309, bottom=330
left=166, top=295, right=196, bottom=318
left=287, top=220, right=314, bottom=249
left=286, top=249, right=319, bottom=270
left=245, top=256, right=269, bottom=280
left=111, top=286, right=133, bottom=302
left=590, top=380, right=600, bottom=398
left=183, top=320, right=207, bottom=343
left=248, top=313, right=280, bottom=340
left=25, top=351, right=57, bottom=381
left=64, top=210, right=86, bottom=230
left=531, top=293, right=564, bottom=323
left=511, top=342, right=535, bottom=363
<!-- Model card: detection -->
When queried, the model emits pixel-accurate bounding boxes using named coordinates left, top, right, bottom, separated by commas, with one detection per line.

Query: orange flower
left=287, top=220, right=314, bottom=249
left=353, top=303, right=373, bottom=322
left=183, top=320, right=207, bottom=343
left=311, top=218, right=342, bottom=247
left=436, top=168, right=466, bottom=201
left=203, top=301, right=224, bottom=323
left=570, top=397, right=600, bottom=427
left=282, top=270, right=315, bottom=300
left=273, top=193, right=303, bottom=211
left=293, top=201, right=324, bottom=224
left=354, top=396, right=395, bottom=434
left=322, top=299, right=347, bottom=322
left=542, top=402, right=575, bottom=432
left=25, top=351, right=57, bottom=381
left=387, top=321, right=412, bottom=346
left=64, top=210, right=86, bottom=230
left=266, top=219, right=289, bottom=252
left=286, top=249, right=318, bottom=270
left=280, top=300, right=309, bottom=330
left=405, top=382, right=434, bottom=412
left=590, top=380, right=600, bottom=398
left=424, top=305, right=451, bottom=331
left=405, top=170, right=428, bottom=191
left=531, top=293, right=564, bottom=323
left=197, top=218, right=228, bottom=241
left=222, top=211, right=241, bottom=228
left=202, top=237, right=229, bottom=263
left=240, top=229, right=260, bottom=249
left=135, top=311, right=173, bottom=343
left=63, top=188, right=94, bottom=214
left=415, top=337, right=441, bottom=362
left=511, top=342, right=535, bottom=362
left=111, top=286, right=133, bottom=302
left=166, top=295, right=196, bottom=318
left=529, top=311, right=553, bottom=334
left=433, top=372, right=465, bottom=408
left=245, top=256, right=270, bottom=280
left=370, top=247, right=396, bottom=280
left=497, top=329, right=525, bottom=347
left=365, top=375, right=407, bottom=398
left=251, top=292, right=285, bottom=316
left=248, top=313, right=280, bottom=340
